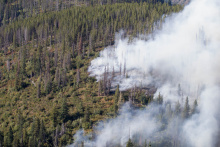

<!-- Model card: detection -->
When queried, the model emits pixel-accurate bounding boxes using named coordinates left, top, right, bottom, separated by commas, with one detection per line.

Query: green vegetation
left=0, top=0, right=183, bottom=146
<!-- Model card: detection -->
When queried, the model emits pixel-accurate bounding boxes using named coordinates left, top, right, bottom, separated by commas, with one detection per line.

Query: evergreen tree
left=114, top=85, right=120, bottom=113
left=174, top=101, right=181, bottom=115
left=126, top=138, right=134, bottom=147
left=23, top=129, right=28, bottom=147
left=84, top=106, right=90, bottom=122
left=12, top=134, right=20, bottom=147
left=192, top=99, right=198, bottom=114
left=156, top=93, right=163, bottom=105
left=76, top=68, right=80, bottom=87
left=39, top=120, right=46, bottom=145
left=18, top=111, right=24, bottom=146
left=144, top=139, right=147, bottom=147
left=4, top=127, right=13, bottom=147
left=21, top=45, right=27, bottom=77
left=34, top=118, right=40, bottom=138
left=8, top=126, right=13, bottom=145
left=60, top=97, right=68, bottom=122
left=51, top=105, right=59, bottom=127
left=182, top=97, right=190, bottom=119
left=148, top=141, right=152, bottom=147
left=37, top=76, right=41, bottom=98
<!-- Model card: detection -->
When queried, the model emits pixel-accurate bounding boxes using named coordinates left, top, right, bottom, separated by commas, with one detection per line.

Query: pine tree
left=39, top=120, right=46, bottom=145
left=60, top=97, right=68, bottom=122
left=156, top=93, right=163, bottom=105
left=84, top=106, right=90, bottom=122
left=21, top=45, right=27, bottom=77
left=12, top=134, right=20, bottom=147
left=165, top=103, right=172, bottom=120
left=126, top=138, right=134, bottom=147
left=37, top=76, right=41, bottom=98
left=144, top=139, right=147, bottom=147
left=15, top=62, right=21, bottom=91
left=114, top=85, right=119, bottom=113
left=34, top=117, right=40, bottom=138
left=51, top=105, right=59, bottom=128
left=76, top=69, right=80, bottom=87
left=4, top=126, right=13, bottom=147
left=174, top=101, right=181, bottom=115
left=78, top=34, right=82, bottom=57
left=28, top=136, right=36, bottom=147
left=148, top=141, right=152, bottom=147
left=192, top=99, right=198, bottom=114
left=182, top=97, right=190, bottom=119
left=8, top=126, right=13, bottom=145
left=23, top=129, right=28, bottom=147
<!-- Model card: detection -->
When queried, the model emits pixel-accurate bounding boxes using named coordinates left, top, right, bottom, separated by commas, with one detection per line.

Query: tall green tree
left=114, top=85, right=120, bottom=113
left=60, top=97, right=68, bottom=122
left=51, top=105, right=59, bottom=128
left=39, top=120, right=46, bottom=145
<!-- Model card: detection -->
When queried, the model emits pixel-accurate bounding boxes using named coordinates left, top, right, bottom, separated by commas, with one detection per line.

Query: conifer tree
left=18, top=111, right=24, bottom=146
left=76, top=69, right=80, bottom=87
left=21, top=45, right=27, bottom=77
left=148, top=141, right=152, bottom=147
left=8, top=126, right=13, bottom=145
left=114, top=85, right=119, bottom=113
left=37, top=76, right=41, bottom=98
left=126, top=138, right=134, bottom=147
left=39, top=120, right=46, bottom=145
left=156, top=93, right=163, bottom=105
left=192, top=99, right=198, bottom=114
left=174, top=101, right=181, bottom=116
left=34, top=117, right=40, bottom=138
left=84, top=106, right=90, bottom=122
left=144, top=139, right=147, bottom=147
left=60, top=97, right=68, bottom=122
left=182, top=97, right=190, bottom=119
left=52, top=105, right=59, bottom=128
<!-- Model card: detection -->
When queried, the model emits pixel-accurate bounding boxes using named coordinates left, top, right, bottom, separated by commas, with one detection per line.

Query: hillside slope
left=0, top=2, right=182, bottom=146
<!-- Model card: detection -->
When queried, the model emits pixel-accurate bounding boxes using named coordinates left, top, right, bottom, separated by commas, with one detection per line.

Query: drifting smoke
left=73, top=0, right=220, bottom=146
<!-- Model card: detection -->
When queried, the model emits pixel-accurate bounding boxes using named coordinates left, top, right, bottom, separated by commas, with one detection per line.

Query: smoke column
left=73, top=0, right=220, bottom=146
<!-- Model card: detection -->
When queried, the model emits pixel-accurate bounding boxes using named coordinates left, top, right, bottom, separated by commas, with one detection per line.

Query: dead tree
left=6, top=59, right=10, bottom=71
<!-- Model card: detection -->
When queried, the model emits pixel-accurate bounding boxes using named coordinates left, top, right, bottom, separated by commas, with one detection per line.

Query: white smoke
left=73, top=0, right=220, bottom=146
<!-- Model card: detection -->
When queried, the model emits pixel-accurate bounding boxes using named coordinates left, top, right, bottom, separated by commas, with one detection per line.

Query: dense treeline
left=0, top=1, right=182, bottom=147
left=0, top=2, right=182, bottom=84
left=123, top=95, right=198, bottom=147
left=123, top=94, right=198, bottom=147
left=0, top=0, right=172, bottom=26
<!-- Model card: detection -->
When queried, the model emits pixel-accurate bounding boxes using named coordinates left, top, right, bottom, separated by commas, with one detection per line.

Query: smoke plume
left=73, top=0, right=220, bottom=146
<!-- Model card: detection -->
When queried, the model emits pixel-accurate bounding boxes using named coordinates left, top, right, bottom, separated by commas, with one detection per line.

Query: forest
left=0, top=0, right=185, bottom=146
